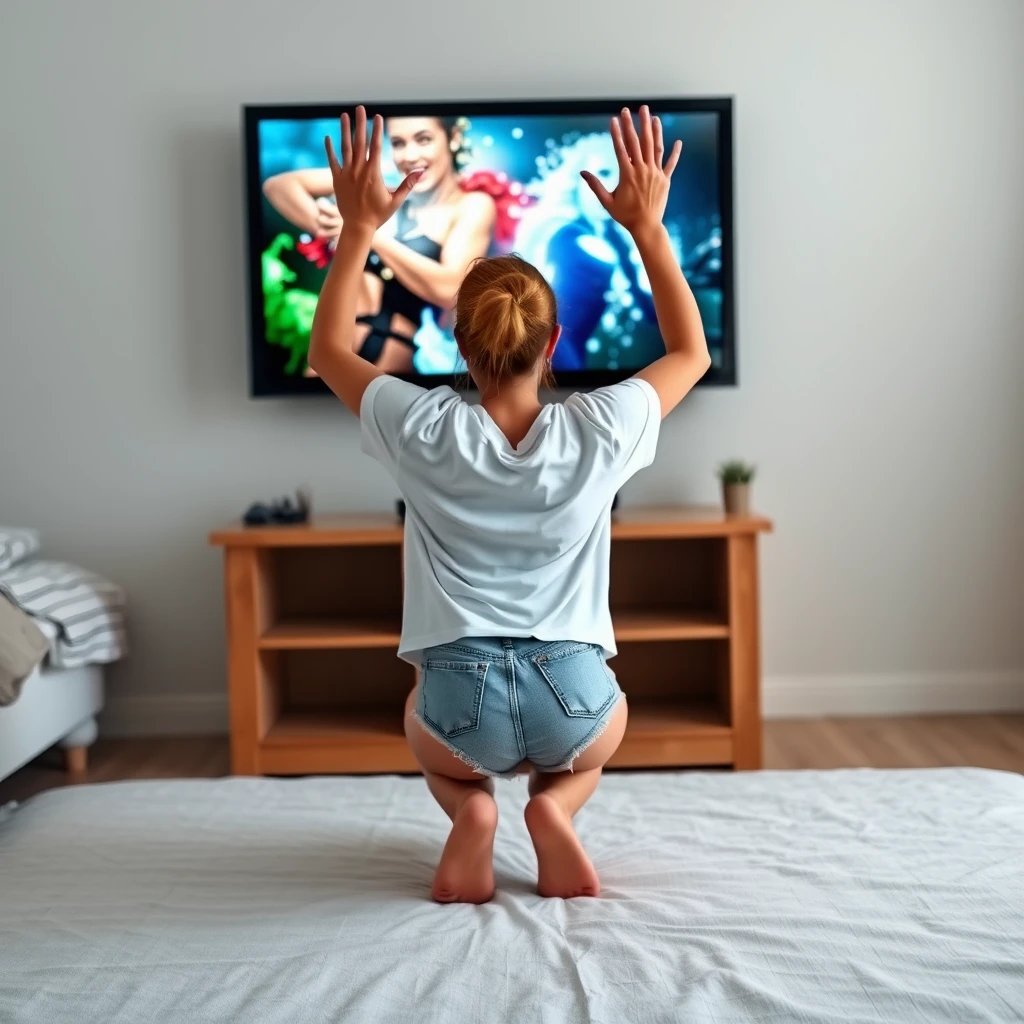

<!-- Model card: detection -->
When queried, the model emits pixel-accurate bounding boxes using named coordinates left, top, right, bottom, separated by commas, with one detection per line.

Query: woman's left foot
left=432, top=790, right=498, bottom=904
left=525, top=793, right=600, bottom=899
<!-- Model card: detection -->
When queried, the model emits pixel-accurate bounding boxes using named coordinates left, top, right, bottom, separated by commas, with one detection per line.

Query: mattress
left=1, top=768, right=1022, bottom=1023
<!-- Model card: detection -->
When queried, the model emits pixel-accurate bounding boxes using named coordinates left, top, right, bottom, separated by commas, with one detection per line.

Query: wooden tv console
left=210, top=507, right=771, bottom=776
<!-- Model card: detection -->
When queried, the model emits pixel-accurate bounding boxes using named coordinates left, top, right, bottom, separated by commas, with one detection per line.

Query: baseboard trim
left=100, top=694, right=229, bottom=737
left=763, top=670, right=1024, bottom=719
left=99, top=671, right=1024, bottom=737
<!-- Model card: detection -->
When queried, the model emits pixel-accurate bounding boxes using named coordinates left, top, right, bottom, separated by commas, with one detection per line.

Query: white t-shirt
left=361, top=376, right=661, bottom=663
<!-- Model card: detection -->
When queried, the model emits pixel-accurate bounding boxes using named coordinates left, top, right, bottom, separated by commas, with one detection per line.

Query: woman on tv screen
left=263, top=117, right=497, bottom=374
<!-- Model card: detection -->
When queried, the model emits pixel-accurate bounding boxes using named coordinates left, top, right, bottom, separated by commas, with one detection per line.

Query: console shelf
left=260, top=618, right=403, bottom=650
left=210, top=506, right=771, bottom=775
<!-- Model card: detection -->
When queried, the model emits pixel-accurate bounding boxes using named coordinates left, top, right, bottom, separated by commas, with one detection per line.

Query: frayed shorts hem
left=533, top=694, right=624, bottom=774
left=408, top=694, right=624, bottom=779
left=408, top=711, right=522, bottom=779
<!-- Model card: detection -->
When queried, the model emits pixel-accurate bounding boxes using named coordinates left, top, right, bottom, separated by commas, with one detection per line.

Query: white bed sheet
left=1, top=768, right=1022, bottom=1024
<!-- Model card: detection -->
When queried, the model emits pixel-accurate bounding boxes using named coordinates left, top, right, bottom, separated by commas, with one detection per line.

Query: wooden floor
left=2, top=715, right=1023, bottom=806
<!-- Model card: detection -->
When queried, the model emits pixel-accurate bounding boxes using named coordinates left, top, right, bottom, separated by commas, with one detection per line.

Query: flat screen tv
left=244, top=97, right=734, bottom=396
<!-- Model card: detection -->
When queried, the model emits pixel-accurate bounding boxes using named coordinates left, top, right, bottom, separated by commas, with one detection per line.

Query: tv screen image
left=244, top=99, right=733, bottom=395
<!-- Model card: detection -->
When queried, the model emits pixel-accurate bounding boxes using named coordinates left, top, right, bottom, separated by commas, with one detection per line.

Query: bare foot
left=525, top=793, right=600, bottom=898
left=432, top=790, right=498, bottom=904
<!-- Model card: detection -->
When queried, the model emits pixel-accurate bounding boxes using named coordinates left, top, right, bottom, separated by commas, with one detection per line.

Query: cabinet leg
left=728, top=534, right=763, bottom=770
left=230, top=740, right=259, bottom=776
left=225, top=547, right=270, bottom=777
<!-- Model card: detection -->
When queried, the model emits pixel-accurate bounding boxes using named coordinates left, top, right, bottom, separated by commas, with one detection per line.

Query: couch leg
left=59, top=717, right=98, bottom=781
left=64, top=746, right=88, bottom=778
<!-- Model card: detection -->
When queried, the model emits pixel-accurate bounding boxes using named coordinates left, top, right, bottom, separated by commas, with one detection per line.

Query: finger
left=580, top=171, right=614, bottom=212
left=369, top=113, right=384, bottom=166
left=354, top=105, right=368, bottom=162
left=340, top=113, right=352, bottom=166
left=609, top=117, right=632, bottom=174
left=324, top=135, right=341, bottom=175
left=389, top=169, right=424, bottom=213
left=317, top=204, right=342, bottom=226
left=653, top=116, right=665, bottom=167
left=663, top=139, right=683, bottom=178
left=639, top=105, right=655, bottom=164
left=620, top=108, right=643, bottom=165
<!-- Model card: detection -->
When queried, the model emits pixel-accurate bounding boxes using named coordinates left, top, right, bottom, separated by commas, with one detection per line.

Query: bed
left=1, top=768, right=1022, bottom=1023
left=0, top=662, right=104, bottom=783
left=0, top=528, right=124, bottom=783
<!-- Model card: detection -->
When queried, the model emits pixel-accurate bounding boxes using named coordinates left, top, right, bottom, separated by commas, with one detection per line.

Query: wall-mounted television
left=244, top=97, right=734, bottom=396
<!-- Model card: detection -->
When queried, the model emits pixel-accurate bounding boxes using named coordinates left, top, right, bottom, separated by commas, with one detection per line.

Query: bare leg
left=525, top=697, right=628, bottom=898
left=404, top=689, right=498, bottom=904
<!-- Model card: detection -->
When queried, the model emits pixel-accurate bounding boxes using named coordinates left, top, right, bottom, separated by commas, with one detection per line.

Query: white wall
left=1, top=0, right=1022, bottom=730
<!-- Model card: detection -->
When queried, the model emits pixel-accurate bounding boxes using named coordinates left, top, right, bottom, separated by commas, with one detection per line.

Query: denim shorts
left=412, top=637, right=623, bottom=778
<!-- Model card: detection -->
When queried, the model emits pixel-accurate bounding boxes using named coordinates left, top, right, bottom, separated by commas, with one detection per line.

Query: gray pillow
left=0, top=528, right=41, bottom=572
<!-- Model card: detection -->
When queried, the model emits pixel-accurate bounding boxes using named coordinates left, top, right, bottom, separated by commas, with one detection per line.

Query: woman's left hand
left=325, top=106, right=421, bottom=235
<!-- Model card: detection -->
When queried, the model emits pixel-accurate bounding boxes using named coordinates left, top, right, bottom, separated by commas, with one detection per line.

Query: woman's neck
left=480, top=378, right=544, bottom=450
left=407, top=172, right=460, bottom=212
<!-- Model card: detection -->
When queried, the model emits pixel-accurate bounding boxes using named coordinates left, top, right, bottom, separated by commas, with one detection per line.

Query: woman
left=263, top=117, right=496, bottom=373
left=308, top=107, right=709, bottom=903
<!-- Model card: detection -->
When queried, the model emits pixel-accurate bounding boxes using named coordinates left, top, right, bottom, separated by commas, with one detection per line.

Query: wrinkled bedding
left=1, top=768, right=1022, bottom=1023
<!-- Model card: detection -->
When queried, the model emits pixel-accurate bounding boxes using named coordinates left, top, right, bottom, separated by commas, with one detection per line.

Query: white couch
left=0, top=663, right=104, bottom=782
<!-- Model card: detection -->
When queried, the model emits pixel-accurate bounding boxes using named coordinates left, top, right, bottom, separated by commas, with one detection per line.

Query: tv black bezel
left=243, top=96, right=735, bottom=396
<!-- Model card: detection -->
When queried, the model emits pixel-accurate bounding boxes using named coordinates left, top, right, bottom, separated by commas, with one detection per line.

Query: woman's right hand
left=581, top=106, right=682, bottom=240
left=325, top=107, right=421, bottom=235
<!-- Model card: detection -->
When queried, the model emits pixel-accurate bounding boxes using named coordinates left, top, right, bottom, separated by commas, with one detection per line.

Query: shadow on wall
left=173, top=123, right=253, bottom=415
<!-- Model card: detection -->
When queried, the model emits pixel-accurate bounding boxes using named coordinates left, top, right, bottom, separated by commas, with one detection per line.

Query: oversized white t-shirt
left=361, top=376, right=661, bottom=663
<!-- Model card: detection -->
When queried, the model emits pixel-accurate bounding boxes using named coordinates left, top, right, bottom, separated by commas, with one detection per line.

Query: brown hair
left=454, top=255, right=557, bottom=386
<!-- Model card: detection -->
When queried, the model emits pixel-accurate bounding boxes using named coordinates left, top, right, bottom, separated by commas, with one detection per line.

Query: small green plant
left=719, top=460, right=756, bottom=485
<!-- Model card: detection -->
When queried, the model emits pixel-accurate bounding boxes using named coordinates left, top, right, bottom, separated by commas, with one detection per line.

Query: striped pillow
left=0, top=528, right=41, bottom=572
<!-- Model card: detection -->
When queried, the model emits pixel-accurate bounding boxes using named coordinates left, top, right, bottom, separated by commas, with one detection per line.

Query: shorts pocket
left=420, top=659, right=489, bottom=738
left=534, top=643, right=616, bottom=719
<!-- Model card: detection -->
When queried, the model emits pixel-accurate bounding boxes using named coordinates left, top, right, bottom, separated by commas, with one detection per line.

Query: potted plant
left=719, top=460, right=756, bottom=516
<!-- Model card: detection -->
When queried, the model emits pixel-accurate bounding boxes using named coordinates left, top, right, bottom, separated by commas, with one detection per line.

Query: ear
left=545, top=324, right=562, bottom=361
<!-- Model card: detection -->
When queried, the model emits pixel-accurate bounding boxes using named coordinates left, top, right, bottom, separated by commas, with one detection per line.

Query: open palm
left=581, top=106, right=682, bottom=236
left=324, top=106, right=421, bottom=234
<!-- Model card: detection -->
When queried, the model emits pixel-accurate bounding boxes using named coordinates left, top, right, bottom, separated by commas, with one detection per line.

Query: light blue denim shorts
left=412, top=637, right=623, bottom=778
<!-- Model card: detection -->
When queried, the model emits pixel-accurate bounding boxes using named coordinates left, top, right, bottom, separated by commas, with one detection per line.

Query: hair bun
left=455, top=255, right=558, bottom=385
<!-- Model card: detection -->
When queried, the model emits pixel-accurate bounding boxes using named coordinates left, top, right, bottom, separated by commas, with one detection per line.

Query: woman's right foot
left=525, top=793, right=600, bottom=898
left=432, top=790, right=498, bottom=904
